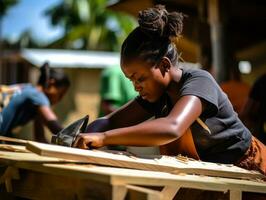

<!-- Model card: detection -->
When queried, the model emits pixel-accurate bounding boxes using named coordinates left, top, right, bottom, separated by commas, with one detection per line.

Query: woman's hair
left=121, top=5, right=184, bottom=66
left=38, top=62, right=70, bottom=88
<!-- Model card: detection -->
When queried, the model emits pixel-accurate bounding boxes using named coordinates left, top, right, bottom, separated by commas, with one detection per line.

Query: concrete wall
left=56, top=68, right=102, bottom=124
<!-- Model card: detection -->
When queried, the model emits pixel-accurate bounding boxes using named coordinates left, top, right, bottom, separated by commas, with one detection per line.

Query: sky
left=2, top=0, right=64, bottom=44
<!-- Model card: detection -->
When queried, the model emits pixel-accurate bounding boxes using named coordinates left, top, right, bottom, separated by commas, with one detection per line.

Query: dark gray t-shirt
left=136, top=68, right=251, bottom=164
left=0, top=84, right=50, bottom=136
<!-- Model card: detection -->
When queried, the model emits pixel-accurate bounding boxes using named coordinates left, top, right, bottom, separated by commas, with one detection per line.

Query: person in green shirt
left=99, top=65, right=137, bottom=151
left=99, top=65, right=137, bottom=117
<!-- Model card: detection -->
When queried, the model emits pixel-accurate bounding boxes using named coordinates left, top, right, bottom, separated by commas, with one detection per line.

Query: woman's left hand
left=73, top=132, right=106, bottom=149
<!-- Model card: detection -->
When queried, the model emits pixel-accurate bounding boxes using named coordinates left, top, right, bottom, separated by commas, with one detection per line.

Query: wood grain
left=26, top=141, right=265, bottom=180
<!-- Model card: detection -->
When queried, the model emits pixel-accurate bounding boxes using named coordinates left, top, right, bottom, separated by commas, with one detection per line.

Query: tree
left=0, top=0, right=19, bottom=50
left=45, top=0, right=137, bottom=51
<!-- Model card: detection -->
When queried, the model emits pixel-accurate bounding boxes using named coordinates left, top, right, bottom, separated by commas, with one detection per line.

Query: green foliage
left=0, top=0, right=19, bottom=18
left=45, top=0, right=137, bottom=51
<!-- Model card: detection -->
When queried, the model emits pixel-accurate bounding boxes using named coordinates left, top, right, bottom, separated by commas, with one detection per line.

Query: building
left=0, top=48, right=120, bottom=139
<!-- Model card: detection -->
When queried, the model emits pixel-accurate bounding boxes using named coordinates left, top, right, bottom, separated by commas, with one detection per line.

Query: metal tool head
left=51, top=115, right=89, bottom=147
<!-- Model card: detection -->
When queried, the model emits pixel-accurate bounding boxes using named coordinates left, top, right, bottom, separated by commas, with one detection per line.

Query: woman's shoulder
left=22, top=84, right=41, bottom=94
left=22, top=84, right=49, bottom=103
left=181, top=67, right=216, bottom=84
left=181, top=67, right=213, bottom=77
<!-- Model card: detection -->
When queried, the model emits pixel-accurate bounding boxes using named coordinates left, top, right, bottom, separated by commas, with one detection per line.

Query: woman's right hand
left=73, top=132, right=106, bottom=149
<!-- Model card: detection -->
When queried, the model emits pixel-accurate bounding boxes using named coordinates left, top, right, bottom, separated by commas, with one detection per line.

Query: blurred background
left=0, top=0, right=266, bottom=140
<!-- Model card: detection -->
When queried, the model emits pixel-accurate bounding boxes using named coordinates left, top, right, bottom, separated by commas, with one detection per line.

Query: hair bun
left=138, top=5, right=184, bottom=39
left=39, top=62, right=50, bottom=88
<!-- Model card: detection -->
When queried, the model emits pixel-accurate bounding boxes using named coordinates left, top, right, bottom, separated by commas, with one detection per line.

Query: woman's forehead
left=122, top=60, right=152, bottom=73
left=121, top=66, right=137, bottom=79
left=122, top=64, right=149, bottom=80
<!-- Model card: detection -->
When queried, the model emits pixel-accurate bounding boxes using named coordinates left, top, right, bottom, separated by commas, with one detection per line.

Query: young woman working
left=73, top=5, right=266, bottom=176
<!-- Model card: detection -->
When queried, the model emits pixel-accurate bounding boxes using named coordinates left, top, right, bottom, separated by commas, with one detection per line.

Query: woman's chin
left=145, top=96, right=158, bottom=103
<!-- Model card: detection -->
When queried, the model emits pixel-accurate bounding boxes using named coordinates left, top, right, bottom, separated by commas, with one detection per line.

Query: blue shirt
left=0, top=84, right=50, bottom=136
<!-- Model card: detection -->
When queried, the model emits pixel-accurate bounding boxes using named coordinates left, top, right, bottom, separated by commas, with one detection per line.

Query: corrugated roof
left=21, top=48, right=120, bottom=68
left=20, top=48, right=199, bottom=69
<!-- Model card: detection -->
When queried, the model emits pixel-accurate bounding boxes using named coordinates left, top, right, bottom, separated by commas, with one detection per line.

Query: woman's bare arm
left=37, top=106, right=63, bottom=134
left=85, top=99, right=152, bottom=132
left=74, top=95, right=202, bottom=149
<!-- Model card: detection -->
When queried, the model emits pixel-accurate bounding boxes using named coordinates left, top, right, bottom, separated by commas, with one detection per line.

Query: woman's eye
left=137, top=77, right=145, bottom=82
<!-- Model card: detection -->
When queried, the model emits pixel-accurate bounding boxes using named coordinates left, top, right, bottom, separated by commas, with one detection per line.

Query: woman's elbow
left=165, top=118, right=183, bottom=138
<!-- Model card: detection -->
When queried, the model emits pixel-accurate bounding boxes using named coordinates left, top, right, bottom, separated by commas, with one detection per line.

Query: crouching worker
left=0, top=62, right=70, bottom=143
left=73, top=5, right=266, bottom=177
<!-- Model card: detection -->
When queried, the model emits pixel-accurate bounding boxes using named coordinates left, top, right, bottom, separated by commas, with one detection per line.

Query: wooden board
left=26, top=141, right=265, bottom=180
left=0, top=144, right=29, bottom=153
left=0, top=136, right=27, bottom=145
left=41, top=163, right=266, bottom=194
left=0, top=145, right=84, bottom=164
left=0, top=151, right=84, bottom=164
left=3, top=162, right=266, bottom=200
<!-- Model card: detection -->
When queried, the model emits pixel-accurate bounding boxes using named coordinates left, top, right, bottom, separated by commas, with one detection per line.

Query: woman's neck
left=166, top=68, right=183, bottom=102
left=167, top=68, right=182, bottom=90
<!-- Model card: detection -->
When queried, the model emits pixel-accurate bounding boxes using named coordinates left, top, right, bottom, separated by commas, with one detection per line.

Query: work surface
left=0, top=141, right=266, bottom=200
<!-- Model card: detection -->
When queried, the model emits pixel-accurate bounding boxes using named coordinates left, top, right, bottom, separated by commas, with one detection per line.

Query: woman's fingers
left=72, top=133, right=105, bottom=149
left=72, top=134, right=88, bottom=149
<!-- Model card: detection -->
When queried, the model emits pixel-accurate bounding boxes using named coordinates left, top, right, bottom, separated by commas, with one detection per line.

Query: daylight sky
left=2, top=0, right=64, bottom=44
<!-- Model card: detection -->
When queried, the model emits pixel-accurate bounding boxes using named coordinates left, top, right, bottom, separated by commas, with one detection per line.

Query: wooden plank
left=13, top=163, right=266, bottom=195
left=0, top=136, right=27, bottom=145
left=160, top=186, right=180, bottom=200
left=0, top=144, right=29, bottom=153
left=0, top=150, right=83, bottom=164
left=0, top=166, right=20, bottom=192
left=26, top=141, right=265, bottom=180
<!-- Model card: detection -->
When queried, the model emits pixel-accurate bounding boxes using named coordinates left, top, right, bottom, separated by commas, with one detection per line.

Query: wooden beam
left=230, top=190, right=242, bottom=200
left=112, top=185, right=128, bottom=200
left=0, top=166, right=20, bottom=192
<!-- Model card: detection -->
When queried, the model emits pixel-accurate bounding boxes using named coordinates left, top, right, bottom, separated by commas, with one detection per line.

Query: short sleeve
left=179, top=69, right=219, bottom=117
left=30, top=90, right=50, bottom=107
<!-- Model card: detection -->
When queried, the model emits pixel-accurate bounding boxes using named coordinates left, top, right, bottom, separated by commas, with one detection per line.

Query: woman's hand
left=73, top=132, right=106, bottom=149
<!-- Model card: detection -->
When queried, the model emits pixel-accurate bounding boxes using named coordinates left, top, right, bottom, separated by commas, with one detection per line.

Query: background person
left=220, top=65, right=250, bottom=114
left=99, top=65, right=137, bottom=117
left=0, top=62, right=70, bottom=143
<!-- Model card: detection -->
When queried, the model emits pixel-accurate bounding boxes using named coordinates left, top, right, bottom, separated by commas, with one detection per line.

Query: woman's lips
left=140, top=93, right=148, bottom=99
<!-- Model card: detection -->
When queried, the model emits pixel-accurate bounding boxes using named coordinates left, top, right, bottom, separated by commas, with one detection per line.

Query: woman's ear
left=157, top=57, right=171, bottom=76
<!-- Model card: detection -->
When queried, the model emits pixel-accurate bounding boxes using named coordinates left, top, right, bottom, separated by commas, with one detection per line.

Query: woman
left=0, top=62, right=70, bottom=142
left=73, top=5, right=266, bottom=176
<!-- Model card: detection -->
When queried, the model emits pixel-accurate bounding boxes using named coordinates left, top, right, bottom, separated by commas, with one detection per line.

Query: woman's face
left=121, top=59, right=170, bottom=102
left=44, top=83, right=68, bottom=105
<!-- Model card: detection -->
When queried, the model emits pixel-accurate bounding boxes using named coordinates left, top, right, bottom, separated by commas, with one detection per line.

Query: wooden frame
left=0, top=143, right=266, bottom=200
left=1, top=162, right=266, bottom=200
